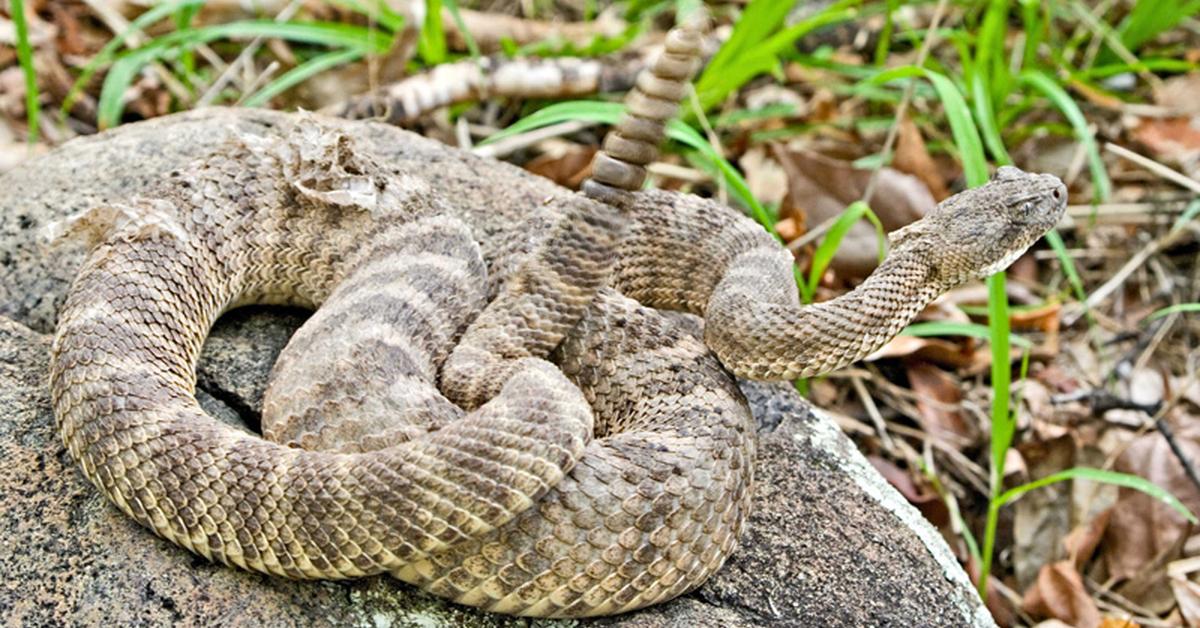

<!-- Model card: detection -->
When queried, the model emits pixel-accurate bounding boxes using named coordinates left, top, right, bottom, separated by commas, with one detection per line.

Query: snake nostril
left=1051, top=187, right=1063, bottom=202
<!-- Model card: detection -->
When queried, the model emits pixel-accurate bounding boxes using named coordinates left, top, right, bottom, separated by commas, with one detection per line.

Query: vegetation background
left=2, top=0, right=1200, bottom=625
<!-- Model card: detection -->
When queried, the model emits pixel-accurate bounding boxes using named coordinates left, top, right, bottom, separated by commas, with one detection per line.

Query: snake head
left=892, top=165, right=1067, bottom=287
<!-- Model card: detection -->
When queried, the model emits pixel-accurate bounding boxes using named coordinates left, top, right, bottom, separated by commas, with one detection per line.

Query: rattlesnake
left=47, top=15, right=1067, bottom=619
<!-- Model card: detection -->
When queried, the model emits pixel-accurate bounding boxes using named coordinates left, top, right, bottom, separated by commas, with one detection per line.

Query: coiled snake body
left=48, top=16, right=1067, bottom=619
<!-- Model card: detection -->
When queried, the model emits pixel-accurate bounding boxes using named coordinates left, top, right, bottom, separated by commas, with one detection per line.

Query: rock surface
left=0, top=109, right=993, bottom=627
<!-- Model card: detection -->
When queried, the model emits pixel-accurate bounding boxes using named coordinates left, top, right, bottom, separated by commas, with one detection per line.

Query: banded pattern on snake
left=48, top=12, right=1067, bottom=618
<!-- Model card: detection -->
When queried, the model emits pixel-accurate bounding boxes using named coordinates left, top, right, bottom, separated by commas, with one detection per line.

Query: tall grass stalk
left=11, top=0, right=40, bottom=142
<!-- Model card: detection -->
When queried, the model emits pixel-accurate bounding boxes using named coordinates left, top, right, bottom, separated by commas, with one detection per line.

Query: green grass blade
left=694, top=0, right=860, bottom=111
left=926, top=70, right=989, bottom=185
left=476, top=100, right=624, bottom=145
left=97, top=20, right=391, bottom=128
left=1148, top=303, right=1200, bottom=321
left=1172, top=198, right=1200, bottom=235
left=331, top=0, right=406, bottom=32
left=1077, top=58, right=1197, bottom=80
left=11, top=0, right=39, bottom=143
left=1115, top=0, right=1200, bottom=54
left=987, top=273, right=1013, bottom=493
left=1019, top=0, right=1044, bottom=70
left=173, top=3, right=200, bottom=81
left=62, top=0, right=206, bottom=116
left=665, top=120, right=770, bottom=229
left=902, top=321, right=1033, bottom=349
left=1043, top=230, right=1087, bottom=303
left=996, top=467, right=1196, bottom=523
left=974, top=0, right=1012, bottom=105
left=697, top=0, right=794, bottom=88
left=972, top=72, right=1011, bottom=165
left=804, top=201, right=885, bottom=301
left=418, top=0, right=447, bottom=64
left=98, top=48, right=156, bottom=129
left=1019, top=70, right=1112, bottom=203
left=978, top=271, right=1011, bottom=598
left=443, top=0, right=479, bottom=60
left=243, top=48, right=364, bottom=107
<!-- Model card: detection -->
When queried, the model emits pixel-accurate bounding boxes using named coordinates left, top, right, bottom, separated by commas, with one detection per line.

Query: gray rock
left=0, top=109, right=993, bottom=627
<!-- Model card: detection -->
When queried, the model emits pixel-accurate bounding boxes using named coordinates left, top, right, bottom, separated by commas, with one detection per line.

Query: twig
left=647, top=162, right=710, bottom=184
left=198, top=0, right=303, bottom=106
left=1105, top=143, right=1200, bottom=195
left=1067, top=226, right=1190, bottom=324
left=1088, top=576, right=1176, bottom=627
left=1051, top=389, right=1160, bottom=415
left=454, top=115, right=472, bottom=150
left=1157, top=415, right=1200, bottom=492
left=81, top=0, right=192, bottom=103
left=1055, top=200, right=1190, bottom=229
left=233, top=61, right=280, bottom=106
left=785, top=211, right=841, bottom=252
left=1071, top=0, right=1164, bottom=92
left=472, top=120, right=595, bottom=159
left=850, top=375, right=896, bottom=451
left=1061, top=145, right=1200, bottom=324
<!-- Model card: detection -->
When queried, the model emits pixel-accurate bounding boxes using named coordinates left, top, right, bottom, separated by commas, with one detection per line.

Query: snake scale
left=47, top=13, right=1068, bottom=619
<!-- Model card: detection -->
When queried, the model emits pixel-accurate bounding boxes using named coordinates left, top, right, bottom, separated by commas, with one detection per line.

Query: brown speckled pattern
left=47, top=15, right=1067, bottom=620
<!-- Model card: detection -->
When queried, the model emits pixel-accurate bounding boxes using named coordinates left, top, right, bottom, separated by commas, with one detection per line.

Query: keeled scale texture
left=47, top=12, right=1066, bottom=617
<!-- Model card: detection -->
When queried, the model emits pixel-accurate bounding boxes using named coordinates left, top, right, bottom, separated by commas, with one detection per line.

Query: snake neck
left=705, top=239, right=948, bottom=382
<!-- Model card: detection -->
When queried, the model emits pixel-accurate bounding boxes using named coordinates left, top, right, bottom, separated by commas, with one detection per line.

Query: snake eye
left=1021, top=201, right=1033, bottom=214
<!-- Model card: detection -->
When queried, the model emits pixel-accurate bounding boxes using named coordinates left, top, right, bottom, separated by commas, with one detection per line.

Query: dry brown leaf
left=867, top=456, right=950, bottom=527
left=1012, top=302, right=1062, bottom=334
left=1168, top=556, right=1200, bottom=618
left=47, top=3, right=87, bottom=56
left=1008, top=251, right=1040, bottom=284
left=740, top=146, right=788, bottom=208
left=1034, top=363, right=1083, bottom=395
left=1102, top=416, right=1200, bottom=584
left=1153, top=73, right=1200, bottom=115
left=905, top=362, right=973, bottom=445
left=774, top=148, right=935, bottom=278
left=1022, top=560, right=1102, bottom=628
left=1014, top=435, right=1076, bottom=588
left=774, top=216, right=800, bottom=241
left=1064, top=509, right=1113, bottom=571
left=1131, top=117, right=1200, bottom=170
left=894, top=117, right=949, bottom=200
left=523, top=145, right=596, bottom=189
left=1171, top=575, right=1200, bottom=626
